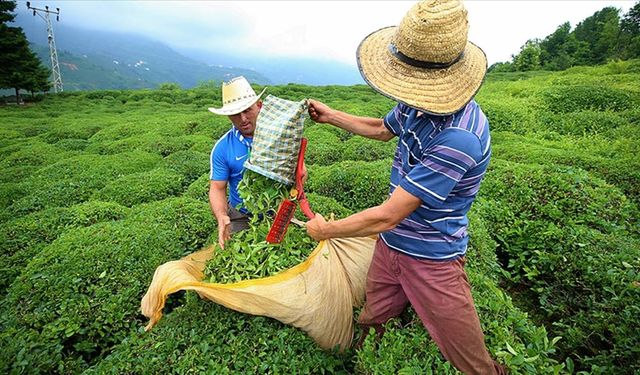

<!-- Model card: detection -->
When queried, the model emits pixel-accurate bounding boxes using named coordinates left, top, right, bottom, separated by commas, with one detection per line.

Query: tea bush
left=304, top=125, right=345, bottom=166
left=491, top=132, right=640, bottom=204
left=341, top=136, right=397, bottom=162
left=84, top=296, right=352, bottom=374
left=540, top=110, right=627, bottom=137
left=6, top=151, right=162, bottom=218
left=306, top=159, right=392, bottom=212
left=184, top=173, right=210, bottom=204
left=305, top=192, right=353, bottom=220
left=93, top=168, right=185, bottom=207
left=0, top=201, right=129, bottom=293
left=163, top=150, right=209, bottom=187
left=55, top=138, right=90, bottom=151
left=0, top=182, right=26, bottom=211
left=477, top=97, right=540, bottom=134
left=540, top=85, right=635, bottom=113
left=0, top=197, right=214, bottom=374
left=476, top=159, right=639, bottom=372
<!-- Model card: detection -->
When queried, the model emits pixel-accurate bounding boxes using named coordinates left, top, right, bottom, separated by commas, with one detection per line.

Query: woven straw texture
left=244, top=95, right=307, bottom=184
left=356, top=0, right=487, bottom=115
left=141, top=236, right=377, bottom=351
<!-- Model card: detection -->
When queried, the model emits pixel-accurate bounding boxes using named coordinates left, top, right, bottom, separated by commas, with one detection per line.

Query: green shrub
left=541, top=85, right=634, bottom=113
left=304, top=126, right=345, bottom=166
left=0, top=201, right=129, bottom=293
left=541, top=110, right=627, bottom=137
left=305, top=192, right=353, bottom=219
left=0, top=140, right=76, bottom=169
left=6, top=151, right=162, bottom=217
left=86, top=133, right=195, bottom=156
left=55, top=138, right=89, bottom=151
left=84, top=297, right=351, bottom=374
left=341, top=137, right=396, bottom=162
left=479, top=97, right=540, bottom=134
left=93, top=168, right=184, bottom=207
left=39, top=122, right=103, bottom=143
left=128, top=197, right=216, bottom=252
left=184, top=173, right=210, bottom=204
left=306, top=159, right=392, bottom=212
left=163, top=150, right=209, bottom=187
left=0, top=182, right=26, bottom=211
left=476, top=159, right=639, bottom=372
left=491, top=132, right=640, bottom=204
left=0, top=198, right=214, bottom=374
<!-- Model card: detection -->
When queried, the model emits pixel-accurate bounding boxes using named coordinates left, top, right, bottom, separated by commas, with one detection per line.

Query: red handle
left=295, top=138, right=314, bottom=219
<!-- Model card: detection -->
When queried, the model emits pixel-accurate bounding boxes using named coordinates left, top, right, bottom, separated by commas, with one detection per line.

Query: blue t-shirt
left=380, top=101, right=491, bottom=260
left=210, top=128, right=252, bottom=213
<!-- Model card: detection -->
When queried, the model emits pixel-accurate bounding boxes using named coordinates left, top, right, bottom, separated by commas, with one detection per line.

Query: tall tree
left=539, top=22, right=574, bottom=70
left=620, top=1, right=640, bottom=58
left=0, top=0, right=51, bottom=104
left=513, top=40, right=542, bottom=71
left=573, top=7, right=621, bottom=64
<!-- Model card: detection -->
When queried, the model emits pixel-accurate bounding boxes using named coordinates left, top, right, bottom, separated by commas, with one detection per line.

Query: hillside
left=14, top=13, right=363, bottom=89
left=0, top=61, right=639, bottom=374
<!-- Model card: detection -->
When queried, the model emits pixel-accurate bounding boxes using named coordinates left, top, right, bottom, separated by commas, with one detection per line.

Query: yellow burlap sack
left=141, top=236, right=376, bottom=351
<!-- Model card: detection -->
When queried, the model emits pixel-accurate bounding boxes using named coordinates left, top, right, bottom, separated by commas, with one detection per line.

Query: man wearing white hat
left=208, top=76, right=266, bottom=249
left=306, top=0, right=506, bottom=374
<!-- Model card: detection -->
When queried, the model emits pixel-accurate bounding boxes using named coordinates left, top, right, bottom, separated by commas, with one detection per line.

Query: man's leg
left=397, top=252, right=506, bottom=375
left=227, top=206, right=250, bottom=234
left=356, top=239, right=409, bottom=346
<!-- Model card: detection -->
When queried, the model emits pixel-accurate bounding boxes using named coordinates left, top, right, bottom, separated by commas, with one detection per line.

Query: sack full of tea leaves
left=243, top=94, right=307, bottom=184
left=140, top=235, right=376, bottom=351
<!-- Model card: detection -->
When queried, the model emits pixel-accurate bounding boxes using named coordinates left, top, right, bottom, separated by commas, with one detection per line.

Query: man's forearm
left=321, top=205, right=397, bottom=239
left=209, top=186, right=229, bottom=222
left=327, top=111, right=393, bottom=141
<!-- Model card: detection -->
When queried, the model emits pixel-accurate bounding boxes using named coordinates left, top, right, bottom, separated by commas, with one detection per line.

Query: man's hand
left=307, top=99, right=333, bottom=124
left=218, top=215, right=231, bottom=249
left=306, top=213, right=329, bottom=241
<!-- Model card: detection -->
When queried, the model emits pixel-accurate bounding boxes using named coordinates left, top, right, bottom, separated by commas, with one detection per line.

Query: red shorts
left=358, top=239, right=506, bottom=375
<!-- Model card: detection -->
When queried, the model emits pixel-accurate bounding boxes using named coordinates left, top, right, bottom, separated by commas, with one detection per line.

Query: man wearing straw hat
left=208, top=76, right=266, bottom=249
left=306, top=0, right=506, bottom=373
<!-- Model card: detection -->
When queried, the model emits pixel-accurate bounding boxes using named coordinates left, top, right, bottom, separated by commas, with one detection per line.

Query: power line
left=26, top=2, right=63, bottom=93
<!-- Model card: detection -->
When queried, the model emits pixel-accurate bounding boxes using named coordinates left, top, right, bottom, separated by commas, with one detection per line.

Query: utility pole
left=26, top=2, right=63, bottom=93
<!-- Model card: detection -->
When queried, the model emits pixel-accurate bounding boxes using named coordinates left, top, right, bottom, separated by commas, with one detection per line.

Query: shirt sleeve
left=210, top=142, right=229, bottom=181
left=382, top=104, right=405, bottom=136
left=399, top=128, right=483, bottom=207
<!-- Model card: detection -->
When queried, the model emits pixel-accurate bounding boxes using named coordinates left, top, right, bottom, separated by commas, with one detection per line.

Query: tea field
left=1, top=60, right=639, bottom=374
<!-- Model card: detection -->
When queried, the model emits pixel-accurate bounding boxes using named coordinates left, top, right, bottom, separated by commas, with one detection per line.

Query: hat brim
left=208, top=87, right=267, bottom=116
left=356, top=26, right=487, bottom=115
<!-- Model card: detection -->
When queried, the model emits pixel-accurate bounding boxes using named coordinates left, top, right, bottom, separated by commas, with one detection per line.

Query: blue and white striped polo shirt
left=210, top=127, right=252, bottom=213
left=380, top=101, right=491, bottom=260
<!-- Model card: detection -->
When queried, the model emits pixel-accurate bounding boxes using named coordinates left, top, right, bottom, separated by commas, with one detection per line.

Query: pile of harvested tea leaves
left=205, top=169, right=318, bottom=283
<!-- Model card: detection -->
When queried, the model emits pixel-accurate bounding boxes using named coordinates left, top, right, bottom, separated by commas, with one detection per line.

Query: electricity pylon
left=26, top=2, right=63, bottom=93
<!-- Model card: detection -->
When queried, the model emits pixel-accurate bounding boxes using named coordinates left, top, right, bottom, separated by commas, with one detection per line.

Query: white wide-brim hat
left=356, top=0, right=487, bottom=115
left=208, top=76, right=267, bottom=116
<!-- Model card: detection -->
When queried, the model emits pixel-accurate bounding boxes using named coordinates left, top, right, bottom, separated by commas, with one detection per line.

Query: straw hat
left=356, top=0, right=487, bottom=115
left=208, top=76, right=266, bottom=116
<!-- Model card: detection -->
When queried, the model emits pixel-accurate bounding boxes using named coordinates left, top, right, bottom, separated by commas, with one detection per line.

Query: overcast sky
left=18, top=0, right=636, bottom=66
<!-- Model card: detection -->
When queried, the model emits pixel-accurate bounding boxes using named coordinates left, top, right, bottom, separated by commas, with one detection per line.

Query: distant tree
left=539, top=22, right=575, bottom=70
left=620, top=1, right=640, bottom=58
left=0, top=0, right=51, bottom=104
left=513, top=40, right=542, bottom=71
left=488, top=61, right=515, bottom=73
left=158, top=82, right=181, bottom=90
left=573, top=7, right=621, bottom=64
